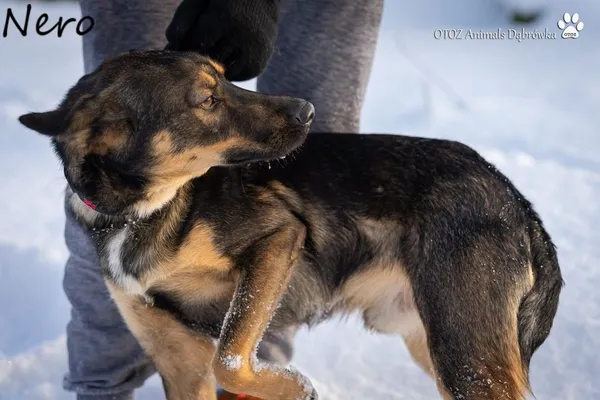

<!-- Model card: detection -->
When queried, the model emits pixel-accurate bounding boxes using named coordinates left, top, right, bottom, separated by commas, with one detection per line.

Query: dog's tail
left=517, top=211, right=564, bottom=379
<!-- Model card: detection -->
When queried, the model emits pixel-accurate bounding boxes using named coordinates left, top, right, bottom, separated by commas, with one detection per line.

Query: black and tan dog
left=19, top=51, right=563, bottom=400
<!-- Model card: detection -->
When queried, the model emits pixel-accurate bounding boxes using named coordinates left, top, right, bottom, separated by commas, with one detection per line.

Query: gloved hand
left=165, top=0, right=281, bottom=82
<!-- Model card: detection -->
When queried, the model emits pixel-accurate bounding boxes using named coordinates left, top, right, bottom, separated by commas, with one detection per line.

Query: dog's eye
left=199, top=95, right=218, bottom=110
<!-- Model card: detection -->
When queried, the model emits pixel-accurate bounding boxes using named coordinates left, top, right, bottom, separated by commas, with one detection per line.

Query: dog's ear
left=18, top=108, right=69, bottom=136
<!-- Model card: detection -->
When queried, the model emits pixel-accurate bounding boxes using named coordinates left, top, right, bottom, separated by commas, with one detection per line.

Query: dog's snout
left=295, top=102, right=315, bottom=126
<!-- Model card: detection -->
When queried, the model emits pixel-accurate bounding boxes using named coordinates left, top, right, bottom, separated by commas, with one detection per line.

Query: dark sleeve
left=165, top=0, right=283, bottom=81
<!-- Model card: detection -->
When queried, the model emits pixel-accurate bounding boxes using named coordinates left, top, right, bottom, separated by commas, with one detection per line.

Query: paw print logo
left=557, top=13, right=584, bottom=39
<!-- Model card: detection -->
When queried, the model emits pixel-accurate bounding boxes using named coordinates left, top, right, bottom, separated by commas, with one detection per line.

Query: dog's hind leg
left=408, top=230, right=539, bottom=400
left=400, top=321, right=454, bottom=399
left=106, top=281, right=217, bottom=400
left=413, top=288, right=530, bottom=399
left=343, top=265, right=452, bottom=398
left=368, top=294, right=453, bottom=399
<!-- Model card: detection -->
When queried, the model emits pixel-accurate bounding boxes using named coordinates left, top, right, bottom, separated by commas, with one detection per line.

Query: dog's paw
left=284, top=364, right=317, bottom=400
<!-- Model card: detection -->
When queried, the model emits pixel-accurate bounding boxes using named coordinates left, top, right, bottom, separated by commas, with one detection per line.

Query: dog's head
left=18, top=50, right=314, bottom=216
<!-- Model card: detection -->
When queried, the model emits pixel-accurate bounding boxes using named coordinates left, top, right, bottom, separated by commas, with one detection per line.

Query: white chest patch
left=106, top=227, right=145, bottom=296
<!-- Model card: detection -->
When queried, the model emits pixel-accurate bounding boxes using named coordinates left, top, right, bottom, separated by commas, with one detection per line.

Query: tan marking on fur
left=501, top=293, right=531, bottom=400
left=448, top=338, right=529, bottom=399
left=89, top=128, right=127, bottom=155
left=151, top=269, right=237, bottom=306
left=208, top=59, right=225, bottom=75
left=133, top=176, right=191, bottom=218
left=192, top=106, right=221, bottom=126
left=338, top=263, right=525, bottom=400
left=504, top=258, right=535, bottom=382
left=338, top=263, right=458, bottom=400
left=505, top=345, right=530, bottom=400
left=439, top=238, right=532, bottom=399
left=433, top=272, right=529, bottom=399
left=133, top=131, right=256, bottom=216
left=106, top=281, right=217, bottom=400
left=338, top=261, right=412, bottom=317
left=57, top=130, right=92, bottom=183
left=151, top=131, right=257, bottom=179
left=135, top=185, right=193, bottom=279
left=127, top=187, right=200, bottom=290
left=267, top=181, right=288, bottom=192
left=144, top=222, right=234, bottom=289
left=436, top=382, right=455, bottom=400
left=357, top=217, right=399, bottom=245
left=152, top=130, right=174, bottom=154
left=402, top=326, right=457, bottom=399
left=128, top=190, right=234, bottom=294
left=258, top=197, right=326, bottom=253
left=199, top=71, right=217, bottom=87
left=255, top=187, right=276, bottom=203
left=66, top=94, right=95, bottom=131
left=255, top=182, right=297, bottom=205
left=268, top=181, right=303, bottom=208
left=527, top=262, right=535, bottom=288
left=175, top=224, right=232, bottom=271
left=58, top=93, right=128, bottom=156
left=213, top=224, right=314, bottom=399
left=403, top=329, right=434, bottom=371
left=58, top=113, right=127, bottom=165
left=58, top=127, right=90, bottom=155
left=141, top=216, right=238, bottom=307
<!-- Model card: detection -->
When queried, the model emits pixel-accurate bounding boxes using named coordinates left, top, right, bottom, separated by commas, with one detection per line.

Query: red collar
left=82, top=197, right=98, bottom=210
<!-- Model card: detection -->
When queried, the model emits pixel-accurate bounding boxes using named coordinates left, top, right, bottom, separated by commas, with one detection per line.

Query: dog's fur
left=19, top=51, right=563, bottom=400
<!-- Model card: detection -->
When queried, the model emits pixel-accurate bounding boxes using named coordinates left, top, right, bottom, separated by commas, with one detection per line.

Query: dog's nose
left=295, top=102, right=315, bottom=126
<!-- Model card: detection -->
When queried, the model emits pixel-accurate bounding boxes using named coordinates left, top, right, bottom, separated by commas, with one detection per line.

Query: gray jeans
left=64, top=1, right=383, bottom=398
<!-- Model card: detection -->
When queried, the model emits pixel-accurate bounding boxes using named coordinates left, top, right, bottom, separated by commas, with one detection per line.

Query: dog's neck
left=130, top=176, right=192, bottom=218
left=70, top=177, right=193, bottom=227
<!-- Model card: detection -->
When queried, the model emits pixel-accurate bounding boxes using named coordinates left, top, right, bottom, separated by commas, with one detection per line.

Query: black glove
left=165, top=0, right=281, bottom=82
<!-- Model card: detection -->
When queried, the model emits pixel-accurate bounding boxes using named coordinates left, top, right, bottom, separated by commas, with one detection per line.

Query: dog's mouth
left=224, top=127, right=309, bottom=166
left=225, top=151, right=292, bottom=166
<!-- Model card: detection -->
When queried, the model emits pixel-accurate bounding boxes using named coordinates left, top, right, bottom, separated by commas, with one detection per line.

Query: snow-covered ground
left=1, top=0, right=599, bottom=399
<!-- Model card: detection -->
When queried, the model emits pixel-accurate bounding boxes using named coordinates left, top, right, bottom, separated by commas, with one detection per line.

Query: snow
left=1, top=0, right=599, bottom=399
left=221, top=354, right=243, bottom=372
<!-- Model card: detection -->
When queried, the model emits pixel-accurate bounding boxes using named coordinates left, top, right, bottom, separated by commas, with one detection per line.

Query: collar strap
left=67, top=178, right=115, bottom=215
left=74, top=191, right=111, bottom=214
left=82, top=197, right=98, bottom=210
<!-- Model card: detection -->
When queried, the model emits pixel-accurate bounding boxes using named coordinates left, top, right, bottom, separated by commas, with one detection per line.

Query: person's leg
left=63, top=2, right=180, bottom=399
left=257, top=0, right=384, bottom=134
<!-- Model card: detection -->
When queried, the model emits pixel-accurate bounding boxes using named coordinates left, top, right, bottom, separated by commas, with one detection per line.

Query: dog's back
left=232, top=133, right=564, bottom=399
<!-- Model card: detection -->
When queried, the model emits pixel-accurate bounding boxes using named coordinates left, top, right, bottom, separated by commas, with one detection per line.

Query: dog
left=19, top=50, right=563, bottom=400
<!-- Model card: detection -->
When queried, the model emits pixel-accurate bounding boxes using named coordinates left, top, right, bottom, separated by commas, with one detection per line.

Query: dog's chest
left=98, top=221, right=234, bottom=299
left=103, top=226, right=146, bottom=296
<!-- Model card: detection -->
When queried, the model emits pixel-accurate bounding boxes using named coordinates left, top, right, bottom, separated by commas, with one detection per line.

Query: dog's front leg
left=212, top=223, right=316, bottom=400
left=106, top=281, right=217, bottom=400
